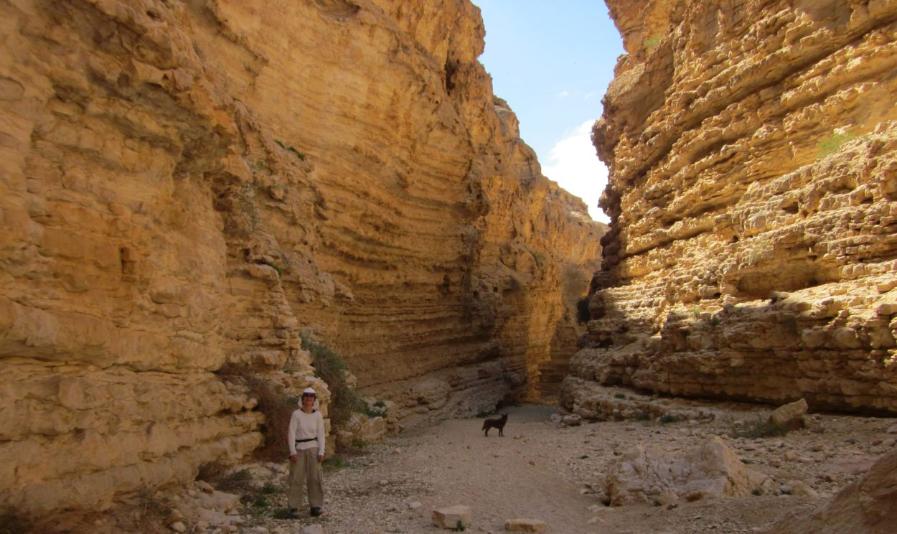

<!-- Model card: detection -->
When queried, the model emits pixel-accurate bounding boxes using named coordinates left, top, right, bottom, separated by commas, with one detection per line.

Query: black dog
left=482, top=413, right=508, bottom=437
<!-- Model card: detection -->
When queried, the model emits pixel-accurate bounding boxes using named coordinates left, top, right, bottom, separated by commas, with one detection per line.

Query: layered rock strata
left=565, top=0, right=897, bottom=416
left=0, top=0, right=601, bottom=514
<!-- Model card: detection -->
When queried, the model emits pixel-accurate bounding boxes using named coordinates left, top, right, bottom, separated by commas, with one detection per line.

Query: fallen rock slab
left=769, top=398, right=808, bottom=430
left=505, top=517, right=547, bottom=532
left=433, top=505, right=472, bottom=530
left=606, top=436, right=768, bottom=506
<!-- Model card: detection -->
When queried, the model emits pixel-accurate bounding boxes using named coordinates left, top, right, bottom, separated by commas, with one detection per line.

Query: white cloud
left=541, top=120, right=610, bottom=223
left=557, top=90, right=570, bottom=98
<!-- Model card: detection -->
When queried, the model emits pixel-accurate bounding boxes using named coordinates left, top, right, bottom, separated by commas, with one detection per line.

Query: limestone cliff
left=0, top=0, right=602, bottom=515
left=565, top=0, right=897, bottom=418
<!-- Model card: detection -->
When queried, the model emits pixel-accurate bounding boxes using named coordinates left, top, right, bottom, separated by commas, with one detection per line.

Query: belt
left=295, top=437, right=317, bottom=444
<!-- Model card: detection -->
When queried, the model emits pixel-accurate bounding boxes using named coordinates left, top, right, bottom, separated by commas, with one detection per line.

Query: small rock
left=549, top=413, right=563, bottom=424
left=562, top=414, right=582, bottom=427
left=504, top=518, right=546, bottom=532
left=169, top=522, right=186, bottom=533
left=789, top=480, right=818, bottom=498
left=887, top=423, right=897, bottom=435
left=196, top=480, right=215, bottom=494
left=432, top=505, right=472, bottom=530
left=301, top=525, right=324, bottom=534
left=407, top=501, right=422, bottom=510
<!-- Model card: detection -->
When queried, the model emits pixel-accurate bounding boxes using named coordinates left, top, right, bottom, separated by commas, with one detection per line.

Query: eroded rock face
left=0, top=0, right=601, bottom=514
left=566, top=0, right=897, bottom=415
left=766, top=449, right=897, bottom=534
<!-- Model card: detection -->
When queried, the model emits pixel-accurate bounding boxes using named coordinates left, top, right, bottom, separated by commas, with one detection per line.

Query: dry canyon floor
left=73, top=402, right=896, bottom=534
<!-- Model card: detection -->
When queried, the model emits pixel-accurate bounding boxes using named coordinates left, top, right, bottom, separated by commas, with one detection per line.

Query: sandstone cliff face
left=0, top=0, right=602, bottom=514
left=565, top=0, right=897, bottom=417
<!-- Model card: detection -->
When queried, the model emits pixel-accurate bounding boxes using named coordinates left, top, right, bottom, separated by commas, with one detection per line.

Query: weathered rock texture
left=605, top=436, right=768, bottom=506
left=0, top=0, right=601, bottom=515
left=565, top=0, right=897, bottom=417
left=766, top=449, right=897, bottom=534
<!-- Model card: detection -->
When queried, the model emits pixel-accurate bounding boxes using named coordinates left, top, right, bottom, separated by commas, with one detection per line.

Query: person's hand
left=289, top=454, right=298, bottom=464
left=317, top=454, right=324, bottom=463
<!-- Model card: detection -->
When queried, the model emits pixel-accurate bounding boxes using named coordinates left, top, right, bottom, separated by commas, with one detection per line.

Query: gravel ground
left=219, top=402, right=896, bottom=534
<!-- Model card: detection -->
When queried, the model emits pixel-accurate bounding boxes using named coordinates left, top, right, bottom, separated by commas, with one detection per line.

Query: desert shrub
left=260, top=482, right=279, bottom=495
left=322, top=455, right=347, bottom=472
left=272, top=507, right=297, bottom=519
left=301, top=332, right=367, bottom=425
left=732, top=418, right=789, bottom=439
left=817, top=130, right=856, bottom=158
left=243, top=493, right=271, bottom=517
left=658, top=414, right=679, bottom=424
left=365, top=401, right=388, bottom=418
left=643, top=34, right=663, bottom=48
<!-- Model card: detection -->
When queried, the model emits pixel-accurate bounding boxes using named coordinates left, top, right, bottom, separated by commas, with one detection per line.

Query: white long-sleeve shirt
left=288, top=408, right=326, bottom=456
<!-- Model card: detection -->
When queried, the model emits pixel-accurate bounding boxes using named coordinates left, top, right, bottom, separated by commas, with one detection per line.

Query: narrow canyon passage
left=3, top=0, right=897, bottom=531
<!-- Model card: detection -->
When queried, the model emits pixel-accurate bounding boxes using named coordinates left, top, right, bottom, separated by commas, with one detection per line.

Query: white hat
left=302, top=387, right=317, bottom=396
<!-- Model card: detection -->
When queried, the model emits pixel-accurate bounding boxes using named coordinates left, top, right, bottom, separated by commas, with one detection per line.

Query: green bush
left=301, top=332, right=367, bottom=425
left=323, top=455, right=347, bottom=472
left=817, top=130, right=856, bottom=158
left=272, top=507, right=297, bottom=519
left=643, top=34, right=663, bottom=48
left=260, top=482, right=279, bottom=495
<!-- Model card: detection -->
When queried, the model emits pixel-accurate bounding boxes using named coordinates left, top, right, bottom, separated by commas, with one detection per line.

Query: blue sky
left=473, top=0, right=623, bottom=222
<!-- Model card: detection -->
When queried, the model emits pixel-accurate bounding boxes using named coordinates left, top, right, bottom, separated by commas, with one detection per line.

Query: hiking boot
left=310, top=507, right=322, bottom=517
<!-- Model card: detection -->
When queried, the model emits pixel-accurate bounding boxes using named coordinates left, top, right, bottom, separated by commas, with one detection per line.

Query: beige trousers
left=288, top=448, right=324, bottom=509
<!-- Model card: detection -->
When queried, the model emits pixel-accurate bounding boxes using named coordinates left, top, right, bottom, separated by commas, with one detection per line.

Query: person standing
left=287, top=387, right=326, bottom=517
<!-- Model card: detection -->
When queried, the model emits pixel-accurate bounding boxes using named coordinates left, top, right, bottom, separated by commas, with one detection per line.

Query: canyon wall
left=0, top=0, right=602, bottom=514
left=565, top=0, right=897, bottom=418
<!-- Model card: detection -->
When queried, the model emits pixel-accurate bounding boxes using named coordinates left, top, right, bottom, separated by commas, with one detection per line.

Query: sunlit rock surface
left=566, top=0, right=897, bottom=415
left=0, top=0, right=602, bottom=513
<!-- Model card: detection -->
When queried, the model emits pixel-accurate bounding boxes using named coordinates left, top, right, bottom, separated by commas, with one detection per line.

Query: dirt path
left=388, top=405, right=595, bottom=531
left=223, top=402, right=895, bottom=534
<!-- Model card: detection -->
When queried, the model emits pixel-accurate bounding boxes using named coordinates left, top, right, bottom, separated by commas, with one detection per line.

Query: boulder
left=432, top=505, right=472, bottom=530
left=605, top=436, right=767, bottom=506
left=769, top=398, right=808, bottom=430
left=764, top=450, right=897, bottom=533
left=504, top=518, right=546, bottom=532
